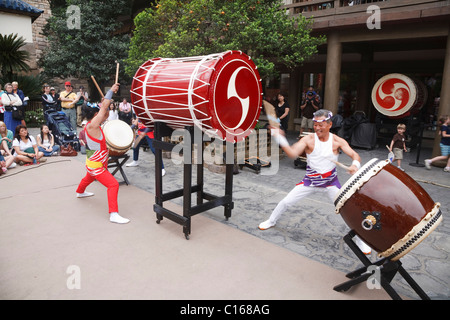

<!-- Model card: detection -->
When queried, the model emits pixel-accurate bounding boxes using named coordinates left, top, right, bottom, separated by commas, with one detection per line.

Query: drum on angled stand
left=334, top=158, right=442, bottom=261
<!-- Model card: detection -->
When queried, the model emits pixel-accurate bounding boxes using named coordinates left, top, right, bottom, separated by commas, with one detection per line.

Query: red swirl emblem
left=371, top=74, right=417, bottom=117
left=209, top=54, right=262, bottom=142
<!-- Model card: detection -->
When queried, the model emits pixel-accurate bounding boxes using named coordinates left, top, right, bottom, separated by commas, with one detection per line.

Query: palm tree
left=0, top=33, right=30, bottom=80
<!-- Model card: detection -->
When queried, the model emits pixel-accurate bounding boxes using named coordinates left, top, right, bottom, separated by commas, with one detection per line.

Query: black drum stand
left=152, top=122, right=234, bottom=239
left=333, top=230, right=430, bottom=300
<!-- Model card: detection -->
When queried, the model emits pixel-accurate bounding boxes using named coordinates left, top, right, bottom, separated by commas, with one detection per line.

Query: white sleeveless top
left=307, top=133, right=338, bottom=174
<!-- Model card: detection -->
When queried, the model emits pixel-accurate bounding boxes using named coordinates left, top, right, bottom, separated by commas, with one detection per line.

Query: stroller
left=45, top=109, right=80, bottom=151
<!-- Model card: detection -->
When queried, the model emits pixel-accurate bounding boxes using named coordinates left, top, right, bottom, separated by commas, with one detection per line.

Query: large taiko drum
left=334, top=158, right=442, bottom=261
left=102, top=120, right=134, bottom=156
left=371, top=73, right=427, bottom=118
left=130, top=51, right=263, bottom=143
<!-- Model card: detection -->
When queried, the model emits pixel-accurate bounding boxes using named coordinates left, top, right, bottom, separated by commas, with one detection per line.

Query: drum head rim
left=378, top=203, right=442, bottom=261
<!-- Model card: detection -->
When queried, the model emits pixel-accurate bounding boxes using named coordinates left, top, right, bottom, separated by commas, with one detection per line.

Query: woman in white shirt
left=107, top=102, right=119, bottom=121
left=36, top=124, right=60, bottom=156
left=13, top=125, right=45, bottom=165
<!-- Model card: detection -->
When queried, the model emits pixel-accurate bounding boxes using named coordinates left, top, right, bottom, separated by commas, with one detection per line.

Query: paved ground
left=4, top=127, right=449, bottom=300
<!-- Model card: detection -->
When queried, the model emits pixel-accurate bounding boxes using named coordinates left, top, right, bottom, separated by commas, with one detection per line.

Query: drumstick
left=115, top=61, right=120, bottom=84
left=326, top=157, right=351, bottom=171
left=91, top=75, right=104, bottom=98
left=262, top=100, right=280, bottom=128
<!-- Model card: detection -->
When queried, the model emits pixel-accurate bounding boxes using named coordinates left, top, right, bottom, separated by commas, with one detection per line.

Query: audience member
left=126, top=118, right=165, bottom=176
left=59, top=81, right=79, bottom=130
left=76, top=85, right=89, bottom=127
left=0, top=121, right=14, bottom=156
left=1, top=83, right=23, bottom=132
left=12, top=125, right=45, bottom=165
left=108, top=102, right=119, bottom=121
left=118, top=98, right=133, bottom=125
left=36, top=124, right=60, bottom=156
left=41, top=84, right=58, bottom=123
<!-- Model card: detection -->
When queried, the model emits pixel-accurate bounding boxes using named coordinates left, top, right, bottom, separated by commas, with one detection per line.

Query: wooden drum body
left=130, top=51, right=263, bottom=143
left=335, top=158, right=442, bottom=261
left=102, top=120, right=134, bottom=156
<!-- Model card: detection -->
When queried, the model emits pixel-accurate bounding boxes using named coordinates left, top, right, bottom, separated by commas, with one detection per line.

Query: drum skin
left=130, top=51, right=263, bottom=143
left=335, top=159, right=442, bottom=260
left=102, top=120, right=134, bottom=156
left=371, top=73, right=427, bottom=118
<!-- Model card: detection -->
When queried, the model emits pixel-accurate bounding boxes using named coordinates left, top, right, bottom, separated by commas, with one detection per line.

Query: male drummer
left=258, top=109, right=371, bottom=254
left=76, top=83, right=130, bottom=224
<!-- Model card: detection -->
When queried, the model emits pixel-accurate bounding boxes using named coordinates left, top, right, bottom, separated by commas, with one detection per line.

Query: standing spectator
left=50, top=87, right=61, bottom=111
left=275, top=92, right=290, bottom=133
left=12, top=81, right=27, bottom=126
left=107, top=102, right=119, bottom=121
left=41, top=84, right=58, bottom=123
left=59, top=81, right=79, bottom=130
left=76, top=85, right=89, bottom=127
left=299, top=86, right=321, bottom=137
left=1, top=83, right=23, bottom=132
left=118, top=98, right=133, bottom=125
left=389, top=123, right=407, bottom=171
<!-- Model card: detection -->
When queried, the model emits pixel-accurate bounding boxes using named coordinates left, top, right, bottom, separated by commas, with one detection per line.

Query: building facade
left=281, top=0, right=450, bottom=154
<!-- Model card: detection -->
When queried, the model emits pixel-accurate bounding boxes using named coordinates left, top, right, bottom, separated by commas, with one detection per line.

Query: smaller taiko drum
left=102, top=120, right=134, bottom=156
left=371, top=73, right=427, bottom=118
left=334, top=158, right=442, bottom=261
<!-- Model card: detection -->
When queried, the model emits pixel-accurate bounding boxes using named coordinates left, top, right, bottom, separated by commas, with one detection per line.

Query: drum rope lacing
left=131, top=53, right=231, bottom=131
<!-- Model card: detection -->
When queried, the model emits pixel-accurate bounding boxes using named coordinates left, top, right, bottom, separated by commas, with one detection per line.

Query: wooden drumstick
left=327, top=157, right=351, bottom=171
left=91, top=75, right=104, bottom=98
left=115, top=61, right=120, bottom=84
left=262, top=100, right=280, bottom=128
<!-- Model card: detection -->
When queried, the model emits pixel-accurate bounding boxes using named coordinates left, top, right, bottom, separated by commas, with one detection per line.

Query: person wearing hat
left=59, top=81, right=79, bottom=130
left=49, top=87, right=61, bottom=111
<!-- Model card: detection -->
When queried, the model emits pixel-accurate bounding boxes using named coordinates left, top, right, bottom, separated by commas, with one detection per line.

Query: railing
left=283, top=0, right=446, bottom=16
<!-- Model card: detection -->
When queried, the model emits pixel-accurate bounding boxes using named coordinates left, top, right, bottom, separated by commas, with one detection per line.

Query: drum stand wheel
left=333, top=230, right=430, bottom=300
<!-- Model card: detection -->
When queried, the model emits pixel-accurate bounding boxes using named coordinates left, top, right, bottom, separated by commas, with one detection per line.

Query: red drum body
left=335, top=159, right=442, bottom=261
left=130, top=51, right=263, bottom=143
left=371, top=73, right=427, bottom=118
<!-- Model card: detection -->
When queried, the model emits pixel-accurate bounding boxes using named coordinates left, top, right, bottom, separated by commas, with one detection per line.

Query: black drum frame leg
left=333, top=230, right=430, bottom=300
left=153, top=123, right=234, bottom=240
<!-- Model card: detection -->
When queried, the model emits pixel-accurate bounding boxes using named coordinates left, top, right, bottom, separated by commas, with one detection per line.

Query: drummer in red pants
left=76, top=83, right=130, bottom=224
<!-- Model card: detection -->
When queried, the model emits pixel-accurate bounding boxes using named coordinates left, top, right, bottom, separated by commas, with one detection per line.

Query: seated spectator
left=126, top=118, right=165, bottom=176
left=1, top=150, right=17, bottom=173
left=0, top=121, right=14, bottom=157
left=118, top=98, right=133, bottom=125
left=12, top=125, right=46, bottom=165
left=36, top=124, right=60, bottom=156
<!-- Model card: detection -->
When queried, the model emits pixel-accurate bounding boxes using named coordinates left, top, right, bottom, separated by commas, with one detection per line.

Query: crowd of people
left=0, top=80, right=157, bottom=178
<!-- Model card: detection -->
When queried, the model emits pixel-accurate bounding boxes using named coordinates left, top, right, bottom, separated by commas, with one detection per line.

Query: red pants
left=76, top=169, right=119, bottom=213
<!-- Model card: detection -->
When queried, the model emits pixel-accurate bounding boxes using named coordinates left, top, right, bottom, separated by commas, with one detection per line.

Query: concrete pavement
left=1, top=127, right=448, bottom=300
